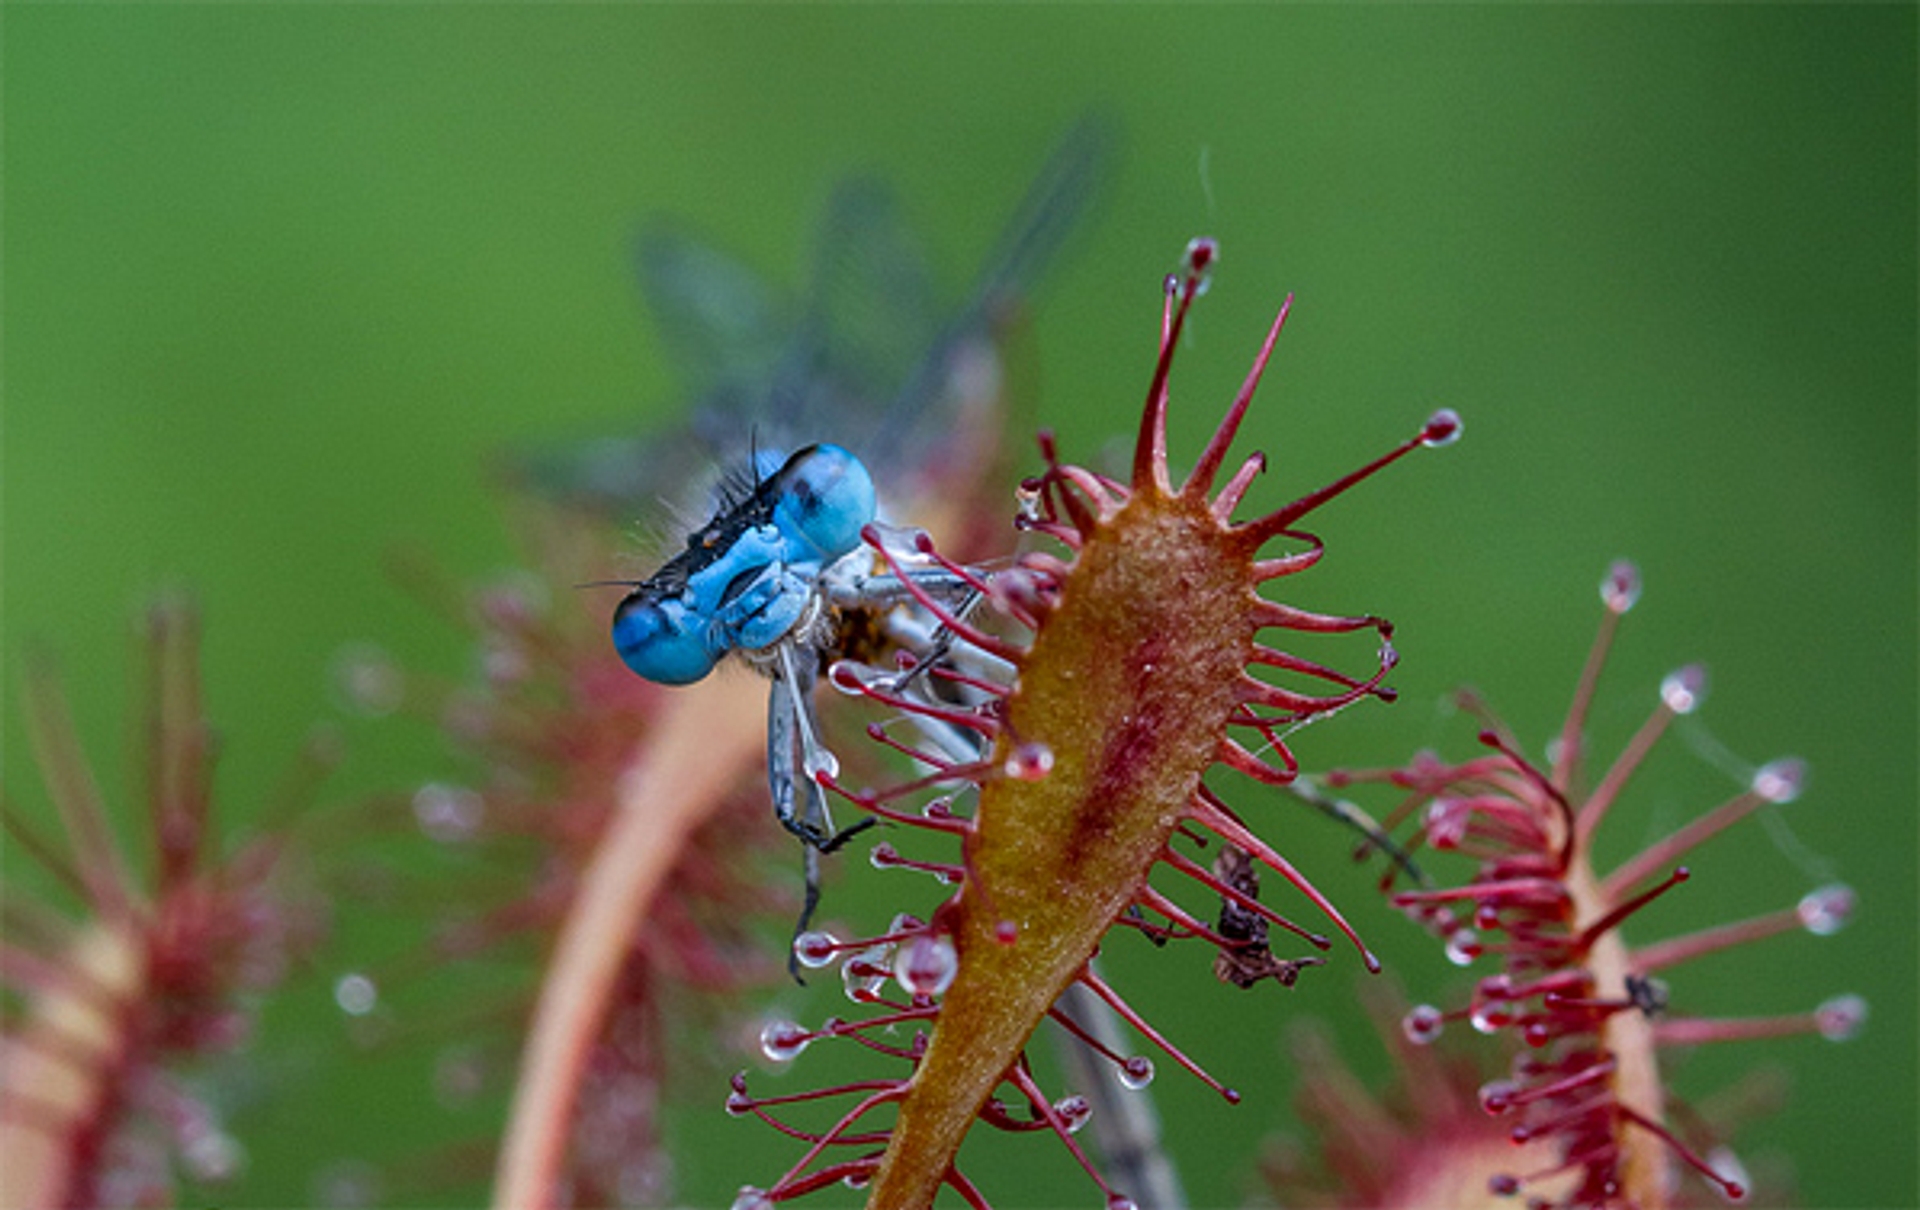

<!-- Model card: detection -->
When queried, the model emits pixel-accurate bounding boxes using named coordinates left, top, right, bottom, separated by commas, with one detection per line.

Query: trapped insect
left=611, top=441, right=993, bottom=969
left=590, top=121, right=1109, bottom=969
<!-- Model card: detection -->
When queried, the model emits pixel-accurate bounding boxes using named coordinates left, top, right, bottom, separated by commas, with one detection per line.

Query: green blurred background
left=6, top=7, right=1913, bottom=1208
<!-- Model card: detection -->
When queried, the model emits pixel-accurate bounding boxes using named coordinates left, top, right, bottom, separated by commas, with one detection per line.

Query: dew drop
left=1815, top=993, right=1867, bottom=1041
left=729, top=1187, right=776, bottom=1210
left=1421, top=408, right=1463, bottom=448
left=333, top=973, right=378, bottom=1017
left=894, top=934, right=958, bottom=998
left=887, top=912, right=926, bottom=935
left=1798, top=884, right=1855, bottom=935
left=1660, top=664, right=1708, bottom=714
left=758, top=1019, right=811, bottom=1063
left=1751, top=757, right=1805, bottom=804
left=869, top=843, right=900, bottom=869
left=1402, top=1004, right=1445, bottom=1045
left=1445, top=929, right=1481, bottom=967
left=1108, top=1197, right=1139, bottom=1210
left=842, top=1168, right=872, bottom=1190
left=725, top=1089, right=752, bottom=1117
left=1600, top=560, right=1642, bottom=613
left=1054, top=1094, right=1092, bottom=1134
left=1117, top=1056, right=1156, bottom=1090
left=1522, top=1020, right=1553, bottom=1048
left=1004, top=741, right=1054, bottom=781
left=412, top=783, right=484, bottom=845
left=792, top=931, right=841, bottom=970
left=1475, top=903, right=1502, bottom=931
left=1489, top=1173, right=1522, bottom=1197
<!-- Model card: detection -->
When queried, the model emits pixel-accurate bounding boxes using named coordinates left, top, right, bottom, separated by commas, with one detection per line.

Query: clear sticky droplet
left=1751, top=757, right=1806, bottom=804
left=894, top=934, right=958, bottom=998
left=1117, top=1056, right=1155, bottom=1090
left=1402, top=1004, right=1445, bottom=1045
left=1478, top=1079, right=1519, bottom=1114
left=331, top=643, right=404, bottom=717
left=1180, top=236, right=1218, bottom=294
left=1707, top=1147, right=1751, bottom=1204
left=432, top=1044, right=490, bottom=1108
left=1798, top=884, right=1855, bottom=935
left=1054, top=1094, right=1092, bottom=1134
left=333, top=973, right=378, bottom=1017
left=412, top=783, right=484, bottom=844
left=1601, top=561, right=1642, bottom=613
left=792, top=931, right=841, bottom=970
left=802, top=742, right=840, bottom=782
left=1445, top=929, right=1481, bottom=967
left=842, top=1168, right=872, bottom=1190
left=1004, top=741, right=1054, bottom=781
left=1421, top=408, right=1463, bottom=448
left=1108, top=1196, right=1139, bottom=1210
left=1660, top=664, right=1708, bottom=714
left=842, top=947, right=892, bottom=1001
left=758, top=1019, right=811, bottom=1063
left=181, top=1130, right=244, bottom=1183
left=1815, top=994, right=1867, bottom=1041
left=1424, top=798, right=1471, bottom=850
left=729, top=1187, right=776, bottom=1210
left=1470, top=1001, right=1512, bottom=1035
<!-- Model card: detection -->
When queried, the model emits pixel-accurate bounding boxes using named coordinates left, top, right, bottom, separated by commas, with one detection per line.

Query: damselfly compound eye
left=769, top=443, right=878, bottom=564
left=612, top=593, right=717, bottom=685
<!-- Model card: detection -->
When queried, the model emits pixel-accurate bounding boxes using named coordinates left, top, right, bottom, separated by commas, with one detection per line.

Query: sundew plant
left=1, top=231, right=1877, bottom=1210
left=7, top=28, right=1908, bottom=1201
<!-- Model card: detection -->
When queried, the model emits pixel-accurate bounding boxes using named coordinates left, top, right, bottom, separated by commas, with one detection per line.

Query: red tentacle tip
left=1182, top=236, right=1218, bottom=279
left=1421, top=408, right=1463, bottom=447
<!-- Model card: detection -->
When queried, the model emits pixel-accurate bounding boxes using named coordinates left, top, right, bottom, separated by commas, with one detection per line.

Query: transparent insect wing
left=788, top=178, right=940, bottom=429
left=862, top=114, right=1112, bottom=474
left=508, top=116, right=1110, bottom=521
left=636, top=221, right=793, bottom=419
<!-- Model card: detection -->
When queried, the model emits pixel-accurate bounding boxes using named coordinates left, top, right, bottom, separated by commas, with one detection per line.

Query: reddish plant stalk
left=1334, top=562, right=1862, bottom=1209
left=2, top=602, right=327, bottom=1209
